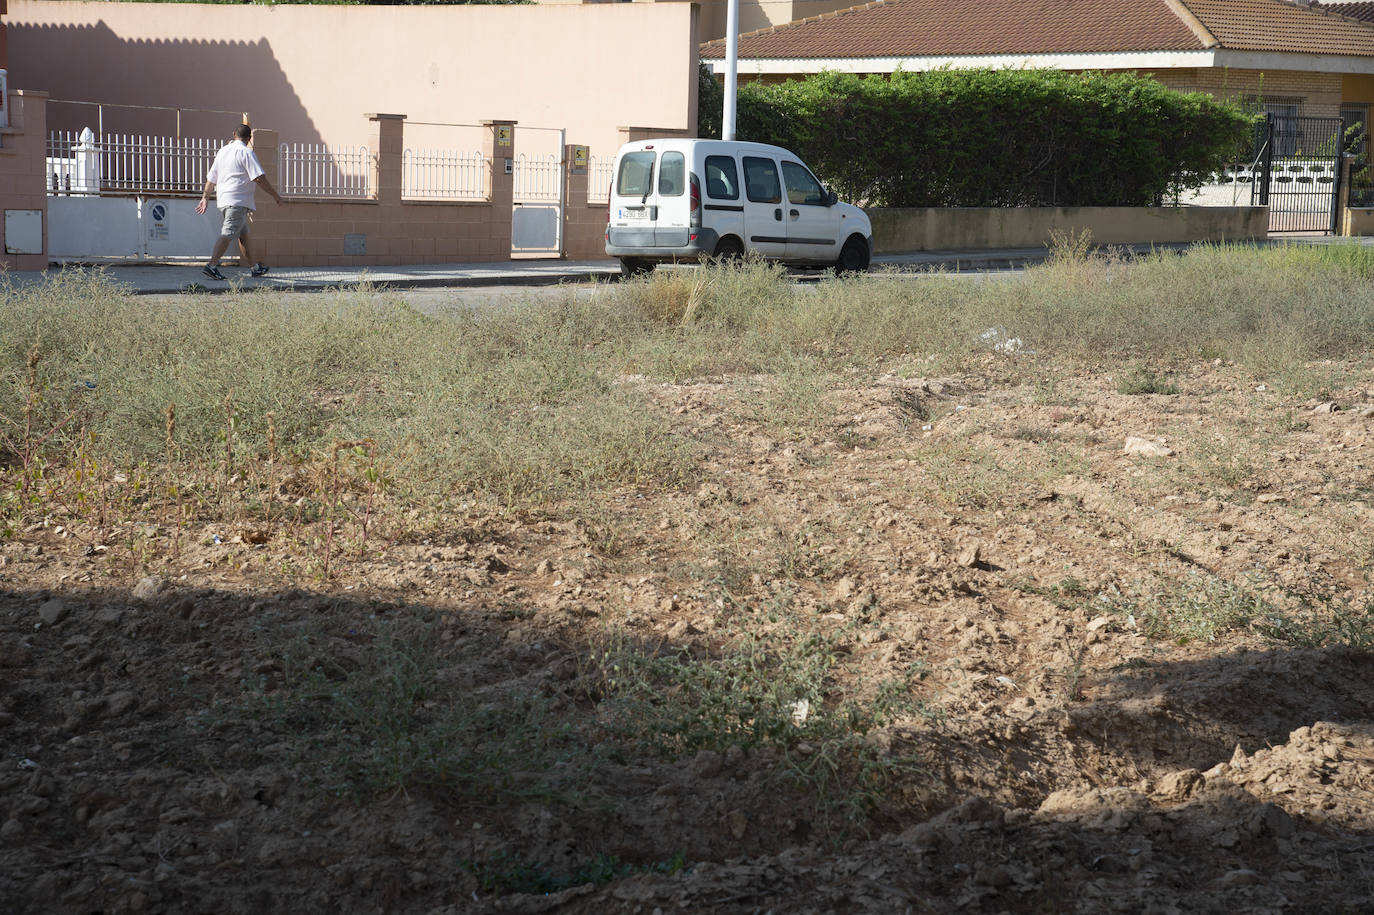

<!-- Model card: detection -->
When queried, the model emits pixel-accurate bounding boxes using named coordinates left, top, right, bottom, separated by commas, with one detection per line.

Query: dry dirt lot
left=2, top=315, right=1374, bottom=912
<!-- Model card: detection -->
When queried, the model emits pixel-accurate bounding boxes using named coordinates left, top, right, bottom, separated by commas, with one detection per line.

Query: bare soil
left=3, top=357, right=1374, bottom=913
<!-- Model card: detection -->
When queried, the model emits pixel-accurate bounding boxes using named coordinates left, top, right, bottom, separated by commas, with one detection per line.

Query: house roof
left=700, top=0, right=1374, bottom=62
left=1313, top=0, right=1374, bottom=24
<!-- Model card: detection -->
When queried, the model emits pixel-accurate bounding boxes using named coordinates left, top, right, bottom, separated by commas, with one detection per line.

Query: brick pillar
left=250, top=128, right=279, bottom=189
left=1339, top=154, right=1353, bottom=236
left=368, top=113, right=406, bottom=205
left=248, top=128, right=279, bottom=264
left=483, top=119, right=516, bottom=259
left=565, top=143, right=589, bottom=208
left=562, top=142, right=605, bottom=259
left=0, top=88, right=50, bottom=271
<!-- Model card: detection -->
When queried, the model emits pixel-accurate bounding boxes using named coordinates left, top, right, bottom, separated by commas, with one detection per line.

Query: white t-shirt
left=207, top=139, right=265, bottom=210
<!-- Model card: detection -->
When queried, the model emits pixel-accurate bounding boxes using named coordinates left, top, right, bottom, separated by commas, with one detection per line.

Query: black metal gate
left=1252, top=114, right=1344, bottom=234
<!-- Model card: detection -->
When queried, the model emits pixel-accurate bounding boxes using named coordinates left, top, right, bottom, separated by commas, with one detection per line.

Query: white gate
left=511, top=127, right=565, bottom=257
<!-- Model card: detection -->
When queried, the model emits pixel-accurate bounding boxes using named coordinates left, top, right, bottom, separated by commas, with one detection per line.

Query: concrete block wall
left=0, top=88, right=47, bottom=271
left=248, top=118, right=692, bottom=265
left=868, top=205, right=1269, bottom=254
left=248, top=115, right=519, bottom=267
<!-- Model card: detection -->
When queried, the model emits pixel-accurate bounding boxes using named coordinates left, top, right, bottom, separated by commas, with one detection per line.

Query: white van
left=605, top=138, right=872, bottom=276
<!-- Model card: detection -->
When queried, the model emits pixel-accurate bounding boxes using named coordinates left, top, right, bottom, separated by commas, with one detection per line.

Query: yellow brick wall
left=1140, top=68, right=1344, bottom=117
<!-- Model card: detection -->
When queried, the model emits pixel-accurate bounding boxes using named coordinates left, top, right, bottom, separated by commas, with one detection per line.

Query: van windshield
left=616, top=152, right=656, bottom=198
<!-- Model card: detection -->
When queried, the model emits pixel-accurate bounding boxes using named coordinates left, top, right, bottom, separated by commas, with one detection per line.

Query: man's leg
left=207, top=233, right=232, bottom=267
left=237, top=228, right=257, bottom=268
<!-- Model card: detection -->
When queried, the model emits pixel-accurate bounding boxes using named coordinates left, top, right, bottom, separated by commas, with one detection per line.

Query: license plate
left=620, top=207, right=648, bottom=220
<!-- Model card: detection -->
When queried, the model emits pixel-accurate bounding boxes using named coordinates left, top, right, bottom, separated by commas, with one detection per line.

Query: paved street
left=7, top=237, right=1361, bottom=296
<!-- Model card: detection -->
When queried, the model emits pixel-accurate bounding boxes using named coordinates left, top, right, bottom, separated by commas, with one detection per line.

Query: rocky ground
left=3, top=355, right=1373, bottom=913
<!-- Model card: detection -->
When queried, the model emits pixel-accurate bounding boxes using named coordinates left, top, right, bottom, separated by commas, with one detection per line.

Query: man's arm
left=195, top=180, right=216, bottom=215
left=254, top=174, right=283, bottom=206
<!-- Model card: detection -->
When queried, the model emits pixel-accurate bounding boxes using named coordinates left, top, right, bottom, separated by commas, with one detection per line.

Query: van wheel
left=619, top=257, right=653, bottom=278
left=835, top=236, right=871, bottom=274
left=712, top=237, right=744, bottom=264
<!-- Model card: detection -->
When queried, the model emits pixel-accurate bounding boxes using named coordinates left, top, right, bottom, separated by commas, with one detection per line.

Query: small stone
left=1124, top=437, right=1173, bottom=457
left=1219, top=869, right=1263, bottom=887
left=1312, top=402, right=1339, bottom=414
left=535, top=559, right=554, bottom=576
left=1086, top=615, right=1114, bottom=633
left=95, top=607, right=126, bottom=625
left=1156, top=769, right=1203, bottom=800
left=956, top=543, right=982, bottom=568
left=667, top=619, right=697, bottom=641
left=106, top=691, right=138, bottom=717
left=833, top=578, right=857, bottom=600
left=38, top=599, right=68, bottom=626
left=692, top=750, right=723, bottom=779
left=1245, top=802, right=1295, bottom=839
left=724, top=810, right=747, bottom=839
left=132, top=577, right=164, bottom=603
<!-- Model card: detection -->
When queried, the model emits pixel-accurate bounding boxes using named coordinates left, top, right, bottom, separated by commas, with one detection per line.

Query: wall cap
left=366, top=113, right=407, bottom=121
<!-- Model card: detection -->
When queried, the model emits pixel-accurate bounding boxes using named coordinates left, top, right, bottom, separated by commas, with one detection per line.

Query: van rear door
left=610, top=150, right=657, bottom=248
left=652, top=150, right=691, bottom=247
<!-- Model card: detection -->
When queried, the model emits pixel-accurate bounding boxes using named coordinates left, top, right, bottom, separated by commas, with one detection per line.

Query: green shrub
left=720, top=69, right=1252, bottom=207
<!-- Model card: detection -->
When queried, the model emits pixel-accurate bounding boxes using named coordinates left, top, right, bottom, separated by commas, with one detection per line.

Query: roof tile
left=701, top=0, right=1374, bottom=61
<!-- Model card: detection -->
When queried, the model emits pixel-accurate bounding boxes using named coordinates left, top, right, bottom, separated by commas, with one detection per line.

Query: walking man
left=196, top=122, right=282, bottom=281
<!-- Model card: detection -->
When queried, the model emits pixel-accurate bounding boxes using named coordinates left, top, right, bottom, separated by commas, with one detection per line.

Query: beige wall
left=681, top=0, right=855, bottom=43
left=868, top=206, right=1269, bottom=254
left=6, top=0, right=699, bottom=158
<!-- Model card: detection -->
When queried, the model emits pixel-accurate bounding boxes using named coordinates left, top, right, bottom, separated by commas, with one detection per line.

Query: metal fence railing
left=512, top=152, right=562, bottom=204
left=277, top=143, right=372, bottom=198
left=46, top=130, right=219, bottom=195
left=402, top=148, right=489, bottom=201
left=587, top=155, right=614, bottom=205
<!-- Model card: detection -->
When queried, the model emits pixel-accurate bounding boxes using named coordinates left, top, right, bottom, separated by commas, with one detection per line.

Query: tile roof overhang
left=701, top=0, right=1374, bottom=75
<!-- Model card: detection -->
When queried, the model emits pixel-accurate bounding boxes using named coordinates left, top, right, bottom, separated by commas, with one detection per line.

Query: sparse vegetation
left=4, top=242, right=1374, bottom=911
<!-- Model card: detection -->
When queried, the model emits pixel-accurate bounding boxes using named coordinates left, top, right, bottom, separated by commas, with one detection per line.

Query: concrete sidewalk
left=10, top=249, right=1080, bottom=295
left=8, top=237, right=1350, bottom=296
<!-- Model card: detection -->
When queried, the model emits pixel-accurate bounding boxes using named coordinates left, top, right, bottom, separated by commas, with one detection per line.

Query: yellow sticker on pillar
left=498, top=126, right=513, bottom=147
left=572, top=146, right=588, bottom=175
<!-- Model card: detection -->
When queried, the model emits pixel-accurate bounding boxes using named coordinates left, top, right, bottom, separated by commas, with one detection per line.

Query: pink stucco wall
left=5, top=0, right=699, bottom=158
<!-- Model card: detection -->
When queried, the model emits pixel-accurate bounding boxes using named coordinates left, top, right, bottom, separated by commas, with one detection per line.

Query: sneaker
left=202, top=264, right=226, bottom=281
left=250, top=263, right=269, bottom=278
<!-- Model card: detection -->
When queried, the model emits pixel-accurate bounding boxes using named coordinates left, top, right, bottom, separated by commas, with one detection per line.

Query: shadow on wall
left=8, top=20, right=321, bottom=143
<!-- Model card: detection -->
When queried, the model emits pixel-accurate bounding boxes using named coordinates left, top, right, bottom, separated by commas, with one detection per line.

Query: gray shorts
left=218, top=205, right=252, bottom=238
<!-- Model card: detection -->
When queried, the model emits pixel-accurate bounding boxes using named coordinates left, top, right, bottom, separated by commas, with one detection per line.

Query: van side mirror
left=825, top=189, right=838, bottom=206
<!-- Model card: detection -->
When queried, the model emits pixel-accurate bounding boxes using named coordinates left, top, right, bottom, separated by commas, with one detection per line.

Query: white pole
left=723, top=0, right=739, bottom=141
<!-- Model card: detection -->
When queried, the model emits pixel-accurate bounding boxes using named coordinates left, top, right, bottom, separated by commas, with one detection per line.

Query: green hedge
left=714, top=68, right=1253, bottom=208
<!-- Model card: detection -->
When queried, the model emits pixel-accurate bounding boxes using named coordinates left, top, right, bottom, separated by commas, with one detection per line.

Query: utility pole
left=722, top=0, right=739, bottom=140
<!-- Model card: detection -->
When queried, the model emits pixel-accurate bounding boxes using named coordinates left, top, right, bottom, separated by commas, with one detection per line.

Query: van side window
left=743, top=156, right=782, bottom=204
left=658, top=152, right=685, bottom=197
left=704, top=155, right=739, bottom=200
left=782, top=161, right=825, bottom=206
left=616, top=151, right=655, bottom=197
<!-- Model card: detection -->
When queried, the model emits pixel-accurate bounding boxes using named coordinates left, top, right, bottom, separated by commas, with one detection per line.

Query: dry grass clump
left=4, top=241, right=1374, bottom=547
